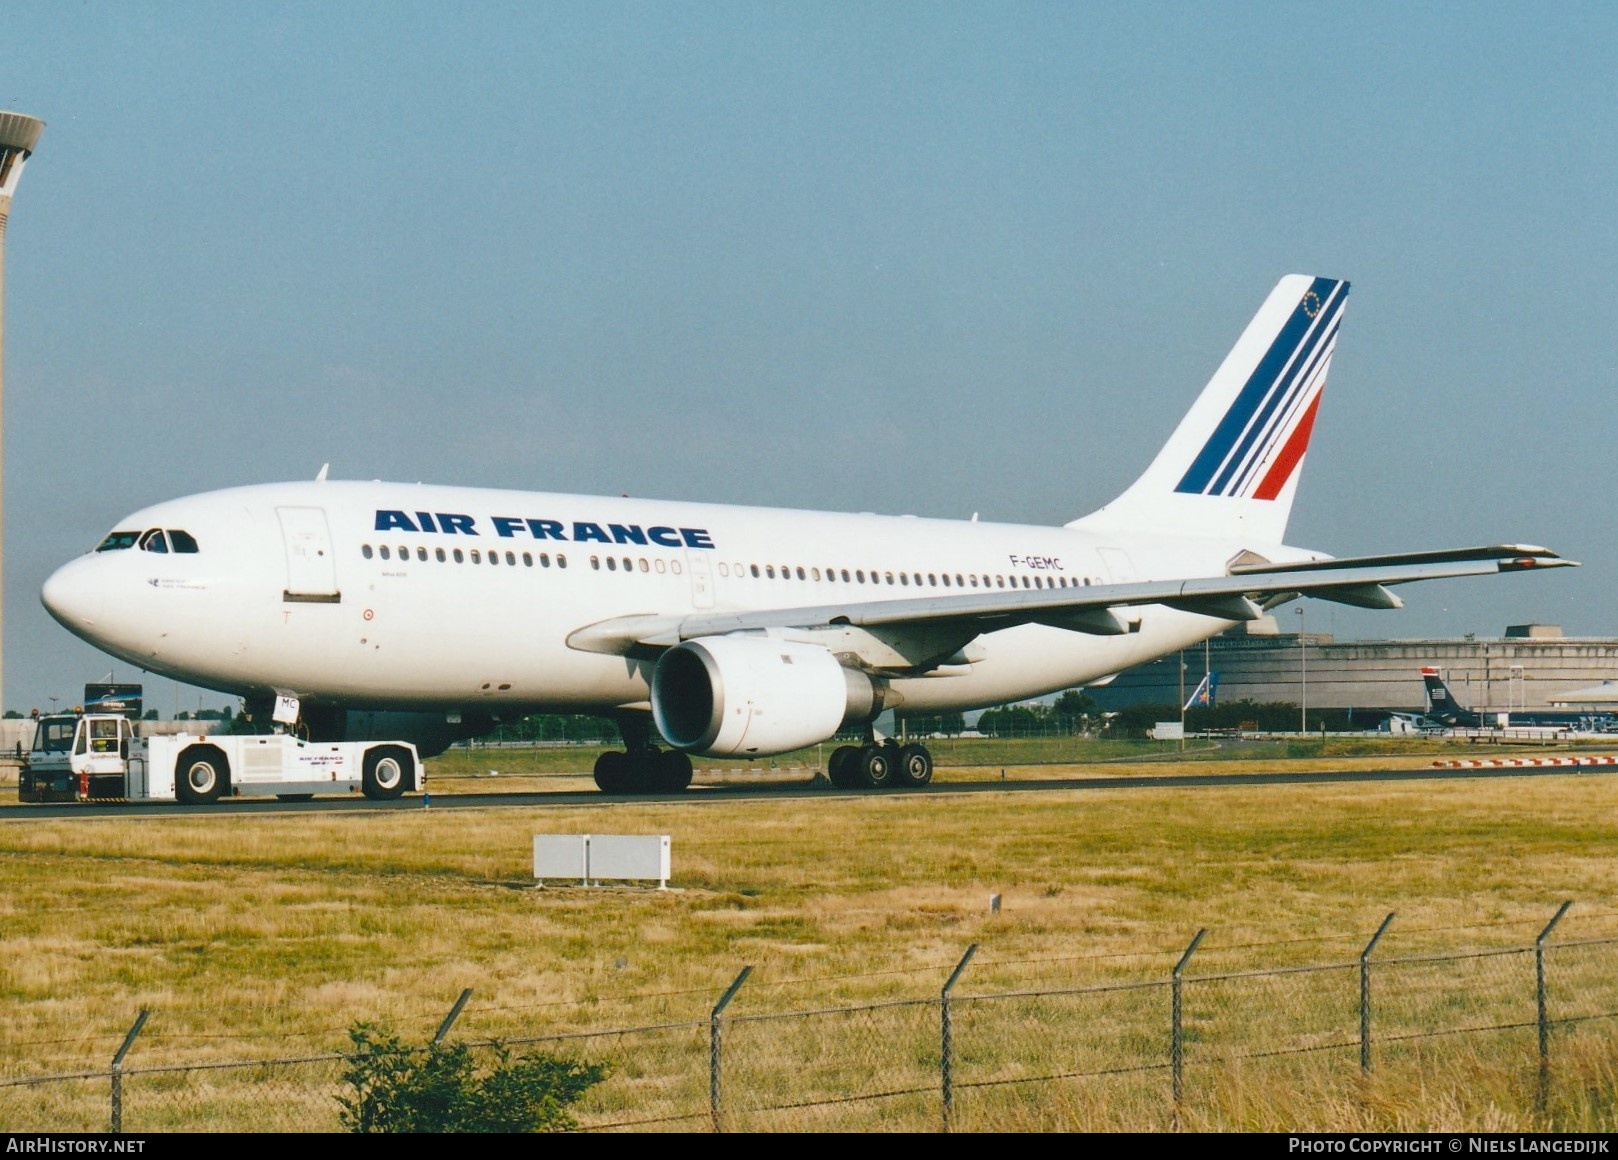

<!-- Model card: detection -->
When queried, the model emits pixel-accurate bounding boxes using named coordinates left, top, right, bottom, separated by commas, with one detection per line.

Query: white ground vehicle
left=52, top=714, right=423, bottom=803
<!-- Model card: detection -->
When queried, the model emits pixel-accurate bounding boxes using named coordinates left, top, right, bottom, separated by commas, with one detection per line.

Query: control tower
left=0, top=112, right=44, bottom=715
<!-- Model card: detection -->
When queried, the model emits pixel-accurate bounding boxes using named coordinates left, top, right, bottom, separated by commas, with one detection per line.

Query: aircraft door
left=1097, top=547, right=1138, bottom=584
left=277, top=507, right=341, bottom=602
left=686, top=551, right=714, bottom=609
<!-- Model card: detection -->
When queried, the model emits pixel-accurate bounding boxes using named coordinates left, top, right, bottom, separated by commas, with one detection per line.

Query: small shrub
left=336, top=1022, right=610, bottom=1133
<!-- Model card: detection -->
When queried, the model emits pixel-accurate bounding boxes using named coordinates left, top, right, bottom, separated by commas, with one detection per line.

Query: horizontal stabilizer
left=1229, top=544, right=1570, bottom=575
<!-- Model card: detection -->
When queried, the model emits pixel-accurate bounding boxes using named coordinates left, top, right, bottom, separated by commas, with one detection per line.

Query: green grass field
left=4, top=735, right=1618, bottom=1131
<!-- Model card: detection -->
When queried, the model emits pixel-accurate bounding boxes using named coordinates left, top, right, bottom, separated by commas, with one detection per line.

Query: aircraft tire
left=858, top=744, right=895, bottom=790
left=895, top=743, right=933, bottom=788
left=362, top=746, right=412, bottom=800
left=175, top=746, right=228, bottom=805
left=655, top=750, right=694, bottom=792
left=827, top=745, right=862, bottom=788
left=593, top=751, right=631, bottom=794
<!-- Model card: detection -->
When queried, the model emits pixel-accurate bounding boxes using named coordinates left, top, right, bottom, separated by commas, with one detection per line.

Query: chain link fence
left=6, top=908, right=1617, bottom=1132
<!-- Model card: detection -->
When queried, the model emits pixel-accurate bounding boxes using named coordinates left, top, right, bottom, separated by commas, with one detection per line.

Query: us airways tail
left=1421, top=666, right=1483, bottom=728
left=1070, top=275, right=1348, bottom=544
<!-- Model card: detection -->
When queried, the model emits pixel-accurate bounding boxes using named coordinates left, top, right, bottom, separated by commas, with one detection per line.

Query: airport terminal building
left=1082, top=621, right=1618, bottom=717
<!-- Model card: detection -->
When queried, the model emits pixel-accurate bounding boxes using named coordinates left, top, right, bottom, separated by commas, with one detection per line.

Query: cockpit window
left=96, top=531, right=140, bottom=552
left=138, top=529, right=169, bottom=554
left=168, top=530, right=199, bottom=553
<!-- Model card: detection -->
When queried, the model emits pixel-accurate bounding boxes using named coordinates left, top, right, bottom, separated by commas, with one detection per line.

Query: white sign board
left=534, top=834, right=671, bottom=889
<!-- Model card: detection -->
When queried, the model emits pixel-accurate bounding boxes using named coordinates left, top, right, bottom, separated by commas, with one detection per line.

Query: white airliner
left=41, top=275, right=1573, bottom=793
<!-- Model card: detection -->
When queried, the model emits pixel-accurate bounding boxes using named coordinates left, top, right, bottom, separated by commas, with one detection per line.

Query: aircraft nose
left=41, top=558, right=105, bottom=631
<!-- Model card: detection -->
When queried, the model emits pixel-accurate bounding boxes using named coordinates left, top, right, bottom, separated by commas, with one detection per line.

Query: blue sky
left=2, top=3, right=1615, bottom=713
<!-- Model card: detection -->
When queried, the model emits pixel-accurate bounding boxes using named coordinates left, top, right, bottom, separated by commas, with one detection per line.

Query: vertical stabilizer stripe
left=1207, top=283, right=1344, bottom=495
left=1252, top=389, right=1322, bottom=500
left=1175, top=277, right=1345, bottom=496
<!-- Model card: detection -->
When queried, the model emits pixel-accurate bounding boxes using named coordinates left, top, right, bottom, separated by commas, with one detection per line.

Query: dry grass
left=4, top=750, right=1618, bottom=1130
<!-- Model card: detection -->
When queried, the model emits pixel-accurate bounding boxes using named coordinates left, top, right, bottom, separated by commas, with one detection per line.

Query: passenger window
left=765, top=565, right=775, bottom=579
left=558, top=554, right=568, bottom=568
left=623, top=557, right=633, bottom=572
left=841, top=569, right=851, bottom=583
left=539, top=553, right=550, bottom=567
left=885, top=572, right=894, bottom=585
left=489, top=551, right=500, bottom=565
left=655, top=559, right=666, bottom=574
left=523, top=552, right=533, bottom=567
left=856, top=570, right=865, bottom=583
left=900, top=573, right=909, bottom=586
left=418, top=547, right=428, bottom=562
left=592, top=556, right=602, bottom=570
left=718, top=563, right=729, bottom=577
left=639, top=558, right=649, bottom=572
left=362, top=545, right=373, bottom=560
left=453, top=549, right=464, bottom=563
left=796, top=566, right=806, bottom=580
left=168, top=530, right=200, bottom=553
left=380, top=545, right=391, bottom=561
left=811, top=567, right=821, bottom=581
left=671, top=561, right=682, bottom=575
left=929, top=574, right=937, bottom=586
left=470, top=549, right=482, bottom=564
left=436, top=548, right=447, bottom=562
left=606, top=557, right=616, bottom=571
left=750, top=564, right=760, bottom=578
left=138, top=529, right=169, bottom=554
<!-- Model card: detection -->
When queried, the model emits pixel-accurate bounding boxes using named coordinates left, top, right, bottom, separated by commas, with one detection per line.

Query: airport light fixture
left=0, top=111, right=44, bottom=716
left=1296, top=605, right=1307, bottom=733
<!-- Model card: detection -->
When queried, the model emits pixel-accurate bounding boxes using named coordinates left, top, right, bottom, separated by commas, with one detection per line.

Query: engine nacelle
left=652, top=636, right=879, bottom=757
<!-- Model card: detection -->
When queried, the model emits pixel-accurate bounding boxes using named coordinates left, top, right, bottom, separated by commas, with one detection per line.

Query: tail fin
left=1421, top=666, right=1474, bottom=726
left=1421, top=666, right=1451, bottom=715
left=1069, top=275, right=1349, bottom=543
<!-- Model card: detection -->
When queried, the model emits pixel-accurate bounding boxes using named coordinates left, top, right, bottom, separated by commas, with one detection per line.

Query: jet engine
left=651, top=636, right=881, bottom=757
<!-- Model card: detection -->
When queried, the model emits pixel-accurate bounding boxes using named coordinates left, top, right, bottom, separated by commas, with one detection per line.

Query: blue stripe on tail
left=1175, top=277, right=1346, bottom=496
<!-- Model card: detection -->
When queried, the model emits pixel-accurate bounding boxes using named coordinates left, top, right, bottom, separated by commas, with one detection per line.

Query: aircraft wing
left=566, top=544, right=1574, bottom=670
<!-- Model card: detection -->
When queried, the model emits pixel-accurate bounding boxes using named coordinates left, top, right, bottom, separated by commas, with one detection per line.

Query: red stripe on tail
left=1253, top=392, right=1322, bottom=501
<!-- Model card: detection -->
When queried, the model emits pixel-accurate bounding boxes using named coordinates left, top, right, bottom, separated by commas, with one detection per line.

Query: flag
left=1184, top=671, right=1217, bottom=711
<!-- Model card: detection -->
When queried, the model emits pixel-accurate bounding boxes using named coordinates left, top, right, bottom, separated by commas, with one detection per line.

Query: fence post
left=710, top=966, right=753, bottom=1133
left=1360, top=913, right=1396, bottom=1072
left=109, top=1009, right=148, bottom=1135
left=434, top=988, right=474, bottom=1043
left=941, top=943, right=978, bottom=1132
left=1537, top=900, right=1573, bottom=1113
left=1171, top=928, right=1206, bottom=1127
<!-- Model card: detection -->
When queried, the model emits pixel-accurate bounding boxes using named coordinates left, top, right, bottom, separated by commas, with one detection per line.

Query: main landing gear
left=593, top=714, right=694, bottom=795
left=825, top=737, right=933, bottom=791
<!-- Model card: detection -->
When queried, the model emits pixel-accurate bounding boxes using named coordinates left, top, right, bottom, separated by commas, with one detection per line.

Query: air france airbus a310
left=41, top=275, right=1574, bottom=795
